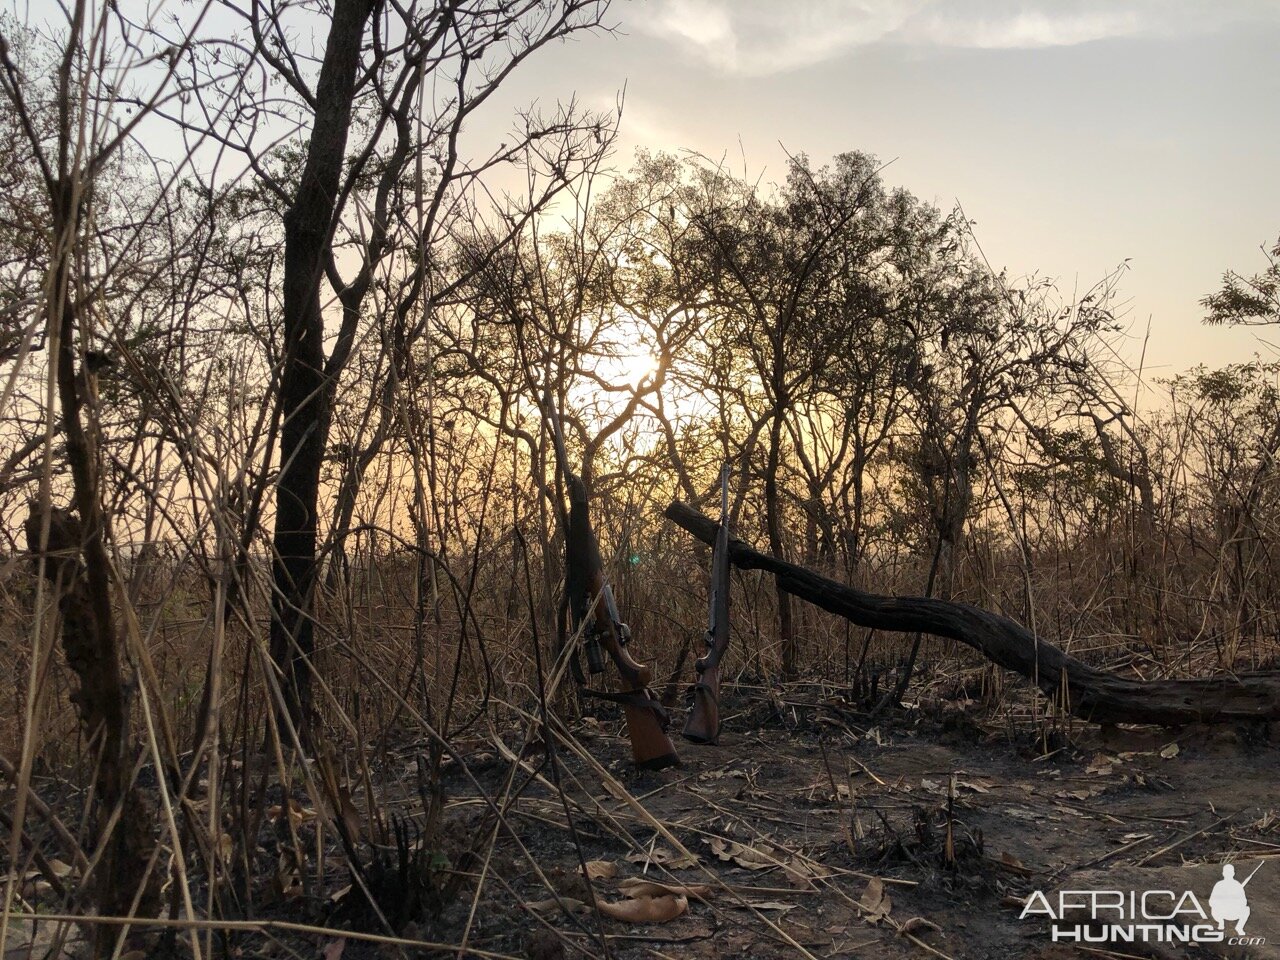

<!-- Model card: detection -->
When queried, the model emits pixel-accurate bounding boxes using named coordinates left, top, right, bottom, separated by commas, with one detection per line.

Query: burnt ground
left=327, top=682, right=1280, bottom=960
left=7, top=681, right=1280, bottom=960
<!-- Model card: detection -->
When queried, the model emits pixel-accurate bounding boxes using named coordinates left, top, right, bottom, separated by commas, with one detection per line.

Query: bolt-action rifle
left=683, top=465, right=731, bottom=744
left=543, top=393, right=678, bottom=770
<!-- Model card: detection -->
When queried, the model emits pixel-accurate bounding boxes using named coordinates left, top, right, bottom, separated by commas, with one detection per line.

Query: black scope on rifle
left=584, top=632, right=605, bottom=673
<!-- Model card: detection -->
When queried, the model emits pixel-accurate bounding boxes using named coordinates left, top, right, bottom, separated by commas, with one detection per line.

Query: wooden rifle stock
left=547, top=391, right=677, bottom=770
left=684, top=467, right=731, bottom=744
left=568, top=483, right=678, bottom=769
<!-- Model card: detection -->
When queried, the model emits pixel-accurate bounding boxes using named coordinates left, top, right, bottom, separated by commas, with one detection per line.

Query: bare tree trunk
left=269, top=0, right=376, bottom=732
left=325, top=371, right=397, bottom=592
left=764, top=413, right=796, bottom=677
left=32, top=177, right=157, bottom=955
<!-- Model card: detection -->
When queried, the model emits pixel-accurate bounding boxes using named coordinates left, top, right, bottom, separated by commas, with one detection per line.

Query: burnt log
left=665, top=501, right=1280, bottom=726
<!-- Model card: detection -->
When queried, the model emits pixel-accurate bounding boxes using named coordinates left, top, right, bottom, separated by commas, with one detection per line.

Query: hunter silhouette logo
left=1021, top=861, right=1266, bottom=946
left=1210, top=862, right=1262, bottom=935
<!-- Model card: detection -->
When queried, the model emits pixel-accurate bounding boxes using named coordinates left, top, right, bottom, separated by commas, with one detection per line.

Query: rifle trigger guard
left=582, top=687, right=670, bottom=727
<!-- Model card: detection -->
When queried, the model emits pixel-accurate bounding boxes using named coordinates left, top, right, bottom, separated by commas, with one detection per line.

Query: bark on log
left=665, top=501, right=1280, bottom=726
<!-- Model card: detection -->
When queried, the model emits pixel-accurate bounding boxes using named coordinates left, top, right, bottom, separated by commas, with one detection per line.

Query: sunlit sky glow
left=469, top=0, right=1280, bottom=380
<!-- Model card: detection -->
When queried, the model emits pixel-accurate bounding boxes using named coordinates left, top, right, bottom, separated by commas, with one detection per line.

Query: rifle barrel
left=684, top=465, right=732, bottom=745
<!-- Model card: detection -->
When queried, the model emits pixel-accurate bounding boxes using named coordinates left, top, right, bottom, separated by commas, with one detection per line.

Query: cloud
left=645, top=0, right=917, bottom=74
left=640, top=1, right=1280, bottom=75
left=913, top=9, right=1142, bottom=49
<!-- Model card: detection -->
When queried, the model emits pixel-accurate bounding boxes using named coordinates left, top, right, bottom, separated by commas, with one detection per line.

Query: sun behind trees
left=1, top=2, right=1279, bottom=956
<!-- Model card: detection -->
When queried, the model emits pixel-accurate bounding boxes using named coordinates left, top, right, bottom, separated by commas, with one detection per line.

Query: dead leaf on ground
left=958, top=777, right=993, bottom=793
left=858, top=876, right=892, bottom=924
left=321, top=939, right=346, bottom=960
left=625, top=846, right=698, bottom=870
left=1159, top=742, right=1180, bottom=759
left=900, top=916, right=941, bottom=936
left=807, top=779, right=851, bottom=801
left=272, top=850, right=303, bottom=901
left=783, top=858, right=831, bottom=888
left=335, top=784, right=362, bottom=842
left=1086, top=754, right=1118, bottom=776
left=582, top=859, right=617, bottom=880
left=742, top=900, right=797, bottom=913
left=709, top=837, right=777, bottom=871
left=618, top=877, right=709, bottom=900
left=597, top=893, right=687, bottom=924
left=266, top=798, right=314, bottom=828
left=1056, top=785, right=1105, bottom=801
left=997, top=851, right=1029, bottom=874
left=216, top=833, right=233, bottom=865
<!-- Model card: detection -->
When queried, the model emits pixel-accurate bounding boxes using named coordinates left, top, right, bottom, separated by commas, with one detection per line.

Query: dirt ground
left=7, top=681, right=1279, bottom=960
left=342, top=683, right=1280, bottom=960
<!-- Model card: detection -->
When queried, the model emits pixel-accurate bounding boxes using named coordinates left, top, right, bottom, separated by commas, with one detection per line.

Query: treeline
left=5, top=131, right=1277, bottom=692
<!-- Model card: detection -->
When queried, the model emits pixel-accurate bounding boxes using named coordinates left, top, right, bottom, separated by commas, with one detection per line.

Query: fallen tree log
left=665, top=501, right=1280, bottom=726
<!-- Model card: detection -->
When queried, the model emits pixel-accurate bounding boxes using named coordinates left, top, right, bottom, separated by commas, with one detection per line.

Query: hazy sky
left=476, top=0, right=1280, bottom=378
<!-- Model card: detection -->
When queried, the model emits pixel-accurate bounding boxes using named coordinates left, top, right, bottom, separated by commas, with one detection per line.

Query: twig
left=1135, top=814, right=1234, bottom=866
